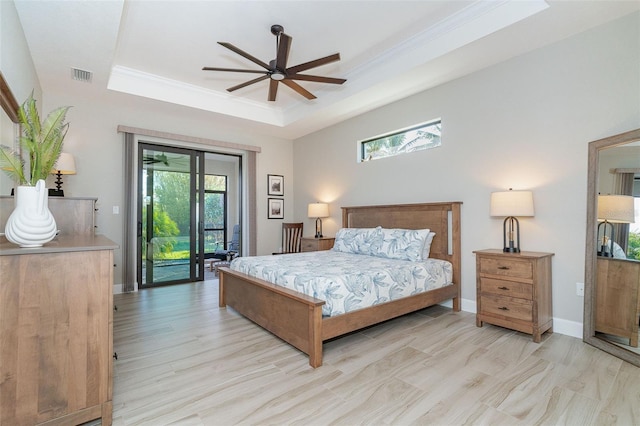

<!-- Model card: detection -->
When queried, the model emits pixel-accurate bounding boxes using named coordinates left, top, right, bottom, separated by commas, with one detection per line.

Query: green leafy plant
left=0, top=93, right=71, bottom=186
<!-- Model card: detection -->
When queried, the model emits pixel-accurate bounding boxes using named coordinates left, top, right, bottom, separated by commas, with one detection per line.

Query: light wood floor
left=112, top=280, right=640, bottom=426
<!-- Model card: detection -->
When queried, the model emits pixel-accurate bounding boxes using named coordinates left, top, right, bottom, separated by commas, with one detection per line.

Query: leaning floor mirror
left=584, top=128, right=640, bottom=366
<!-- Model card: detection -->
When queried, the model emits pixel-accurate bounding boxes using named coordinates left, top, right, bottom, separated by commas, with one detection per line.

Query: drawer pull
left=498, top=306, right=510, bottom=311
left=498, top=266, right=510, bottom=270
left=498, top=286, right=509, bottom=290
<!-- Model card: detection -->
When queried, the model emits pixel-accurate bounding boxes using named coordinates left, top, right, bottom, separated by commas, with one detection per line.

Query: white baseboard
left=113, top=288, right=584, bottom=339
left=441, top=298, right=583, bottom=339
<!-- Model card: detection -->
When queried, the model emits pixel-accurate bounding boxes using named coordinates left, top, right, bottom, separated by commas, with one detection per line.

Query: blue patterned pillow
left=332, top=227, right=380, bottom=256
left=333, top=227, right=431, bottom=262
left=371, top=228, right=431, bottom=262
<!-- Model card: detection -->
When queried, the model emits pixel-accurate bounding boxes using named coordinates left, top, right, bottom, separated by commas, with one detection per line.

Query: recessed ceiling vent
left=71, top=67, right=92, bottom=83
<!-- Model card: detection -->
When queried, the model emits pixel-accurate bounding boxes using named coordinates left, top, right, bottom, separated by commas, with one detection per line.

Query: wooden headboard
left=341, top=202, right=462, bottom=286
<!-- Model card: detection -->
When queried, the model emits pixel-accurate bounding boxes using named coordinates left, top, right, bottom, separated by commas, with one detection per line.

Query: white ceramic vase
left=5, top=179, right=57, bottom=247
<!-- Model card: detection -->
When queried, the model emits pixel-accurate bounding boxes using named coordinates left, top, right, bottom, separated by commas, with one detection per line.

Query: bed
left=218, top=202, right=462, bottom=367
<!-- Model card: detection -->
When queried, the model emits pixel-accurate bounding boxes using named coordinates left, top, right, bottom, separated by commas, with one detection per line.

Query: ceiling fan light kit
left=203, top=24, right=346, bottom=101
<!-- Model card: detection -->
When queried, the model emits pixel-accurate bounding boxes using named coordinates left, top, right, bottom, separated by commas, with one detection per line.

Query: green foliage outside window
left=361, top=120, right=441, bottom=161
left=628, top=231, right=640, bottom=260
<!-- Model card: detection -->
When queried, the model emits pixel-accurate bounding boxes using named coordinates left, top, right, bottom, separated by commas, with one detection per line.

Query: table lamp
left=490, top=189, right=535, bottom=253
left=49, top=152, right=76, bottom=196
left=308, top=202, right=329, bottom=238
left=597, top=194, right=635, bottom=257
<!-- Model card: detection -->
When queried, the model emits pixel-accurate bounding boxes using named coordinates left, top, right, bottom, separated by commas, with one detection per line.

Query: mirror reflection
left=594, top=138, right=640, bottom=355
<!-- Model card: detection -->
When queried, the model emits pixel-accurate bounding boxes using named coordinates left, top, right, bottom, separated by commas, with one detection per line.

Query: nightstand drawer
left=301, top=237, right=335, bottom=252
left=480, top=294, right=533, bottom=322
left=480, top=277, right=533, bottom=299
left=301, top=239, right=319, bottom=252
left=479, top=257, right=532, bottom=280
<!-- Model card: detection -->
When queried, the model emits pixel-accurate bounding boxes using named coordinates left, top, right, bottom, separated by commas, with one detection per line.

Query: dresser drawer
left=480, top=277, right=533, bottom=299
left=479, top=257, right=533, bottom=280
left=481, top=294, right=533, bottom=322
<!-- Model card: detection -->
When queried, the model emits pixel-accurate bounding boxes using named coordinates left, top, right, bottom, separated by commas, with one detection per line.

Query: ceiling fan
left=143, top=153, right=170, bottom=166
left=203, top=24, right=346, bottom=101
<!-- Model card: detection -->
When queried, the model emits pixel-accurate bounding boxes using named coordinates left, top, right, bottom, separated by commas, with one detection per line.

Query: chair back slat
left=282, top=222, right=303, bottom=253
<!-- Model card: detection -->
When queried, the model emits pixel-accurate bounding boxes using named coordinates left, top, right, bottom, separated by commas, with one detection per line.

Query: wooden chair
left=276, top=222, right=303, bottom=254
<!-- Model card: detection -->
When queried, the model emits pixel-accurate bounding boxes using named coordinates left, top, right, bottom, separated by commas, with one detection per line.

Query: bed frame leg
left=452, top=296, right=461, bottom=312
left=218, top=272, right=226, bottom=308
left=308, top=305, right=323, bottom=368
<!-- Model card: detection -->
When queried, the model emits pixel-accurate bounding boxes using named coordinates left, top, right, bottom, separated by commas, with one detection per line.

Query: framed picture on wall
left=268, top=198, right=284, bottom=219
left=267, top=174, right=284, bottom=196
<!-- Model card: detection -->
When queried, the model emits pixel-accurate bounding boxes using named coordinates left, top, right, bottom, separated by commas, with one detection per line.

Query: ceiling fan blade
left=227, top=75, right=270, bottom=92
left=281, top=79, right=316, bottom=100
left=218, top=42, right=271, bottom=70
left=286, top=53, right=341, bottom=75
left=202, top=67, right=269, bottom=74
left=268, top=79, right=279, bottom=101
left=276, top=33, right=292, bottom=70
left=287, top=74, right=346, bottom=85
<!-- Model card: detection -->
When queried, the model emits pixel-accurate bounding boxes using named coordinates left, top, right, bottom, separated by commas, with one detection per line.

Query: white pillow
left=422, top=232, right=436, bottom=260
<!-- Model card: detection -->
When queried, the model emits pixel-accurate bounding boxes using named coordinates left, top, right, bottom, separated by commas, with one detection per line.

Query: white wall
left=292, top=12, right=640, bottom=330
left=0, top=0, right=42, bottom=195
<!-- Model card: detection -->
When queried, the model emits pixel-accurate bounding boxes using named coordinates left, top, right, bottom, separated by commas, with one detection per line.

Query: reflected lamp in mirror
left=49, top=152, right=76, bottom=197
left=490, top=189, right=535, bottom=253
left=597, top=194, right=635, bottom=257
left=308, top=202, right=329, bottom=238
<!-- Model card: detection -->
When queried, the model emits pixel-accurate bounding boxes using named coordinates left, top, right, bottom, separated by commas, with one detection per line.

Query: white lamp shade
left=490, top=190, right=535, bottom=217
left=52, top=153, right=76, bottom=175
left=308, top=202, right=329, bottom=218
left=597, top=195, right=635, bottom=223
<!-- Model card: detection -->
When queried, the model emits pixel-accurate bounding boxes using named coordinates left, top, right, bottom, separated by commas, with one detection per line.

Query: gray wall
left=292, top=12, right=640, bottom=333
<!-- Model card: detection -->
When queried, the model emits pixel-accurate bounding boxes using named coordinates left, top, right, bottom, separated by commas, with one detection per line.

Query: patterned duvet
left=230, top=250, right=453, bottom=317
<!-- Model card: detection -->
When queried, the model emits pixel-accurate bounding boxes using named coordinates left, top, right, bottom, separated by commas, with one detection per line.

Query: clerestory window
left=359, top=119, right=442, bottom=162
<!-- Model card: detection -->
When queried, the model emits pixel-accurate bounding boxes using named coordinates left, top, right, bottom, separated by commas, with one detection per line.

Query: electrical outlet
left=112, top=206, right=120, bottom=215
left=576, top=282, right=584, bottom=297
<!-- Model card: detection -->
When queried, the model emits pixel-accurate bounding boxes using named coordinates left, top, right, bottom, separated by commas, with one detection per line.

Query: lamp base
left=315, top=217, right=323, bottom=238
left=502, top=217, right=522, bottom=254
left=48, top=188, right=64, bottom=197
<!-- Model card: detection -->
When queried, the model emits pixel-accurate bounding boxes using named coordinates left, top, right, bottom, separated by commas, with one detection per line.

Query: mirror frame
left=584, top=127, right=640, bottom=366
left=0, top=71, right=19, bottom=123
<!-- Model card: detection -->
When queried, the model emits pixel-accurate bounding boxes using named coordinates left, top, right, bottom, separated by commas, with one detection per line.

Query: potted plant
left=0, top=93, right=71, bottom=247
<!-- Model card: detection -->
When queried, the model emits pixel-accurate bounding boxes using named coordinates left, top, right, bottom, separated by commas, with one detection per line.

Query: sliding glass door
left=137, top=144, right=242, bottom=288
left=138, top=144, right=204, bottom=287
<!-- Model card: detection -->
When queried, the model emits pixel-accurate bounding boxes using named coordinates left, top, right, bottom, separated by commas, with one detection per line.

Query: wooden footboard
left=219, top=267, right=326, bottom=367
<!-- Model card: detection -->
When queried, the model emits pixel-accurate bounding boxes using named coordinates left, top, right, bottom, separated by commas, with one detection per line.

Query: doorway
left=137, top=143, right=241, bottom=288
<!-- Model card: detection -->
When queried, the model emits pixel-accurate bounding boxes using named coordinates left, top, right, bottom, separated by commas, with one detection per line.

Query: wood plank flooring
left=112, top=280, right=640, bottom=425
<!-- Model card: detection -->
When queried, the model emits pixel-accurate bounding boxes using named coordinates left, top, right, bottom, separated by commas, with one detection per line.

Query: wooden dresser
left=474, top=249, right=554, bottom=342
left=0, top=194, right=115, bottom=425
left=301, top=237, right=335, bottom=252
left=595, top=257, right=640, bottom=347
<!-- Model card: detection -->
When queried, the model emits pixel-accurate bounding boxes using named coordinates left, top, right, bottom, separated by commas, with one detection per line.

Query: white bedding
left=230, top=250, right=453, bottom=317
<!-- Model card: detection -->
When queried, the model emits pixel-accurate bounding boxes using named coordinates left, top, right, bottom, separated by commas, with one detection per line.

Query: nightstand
left=301, top=237, right=335, bottom=252
left=474, top=249, right=554, bottom=342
